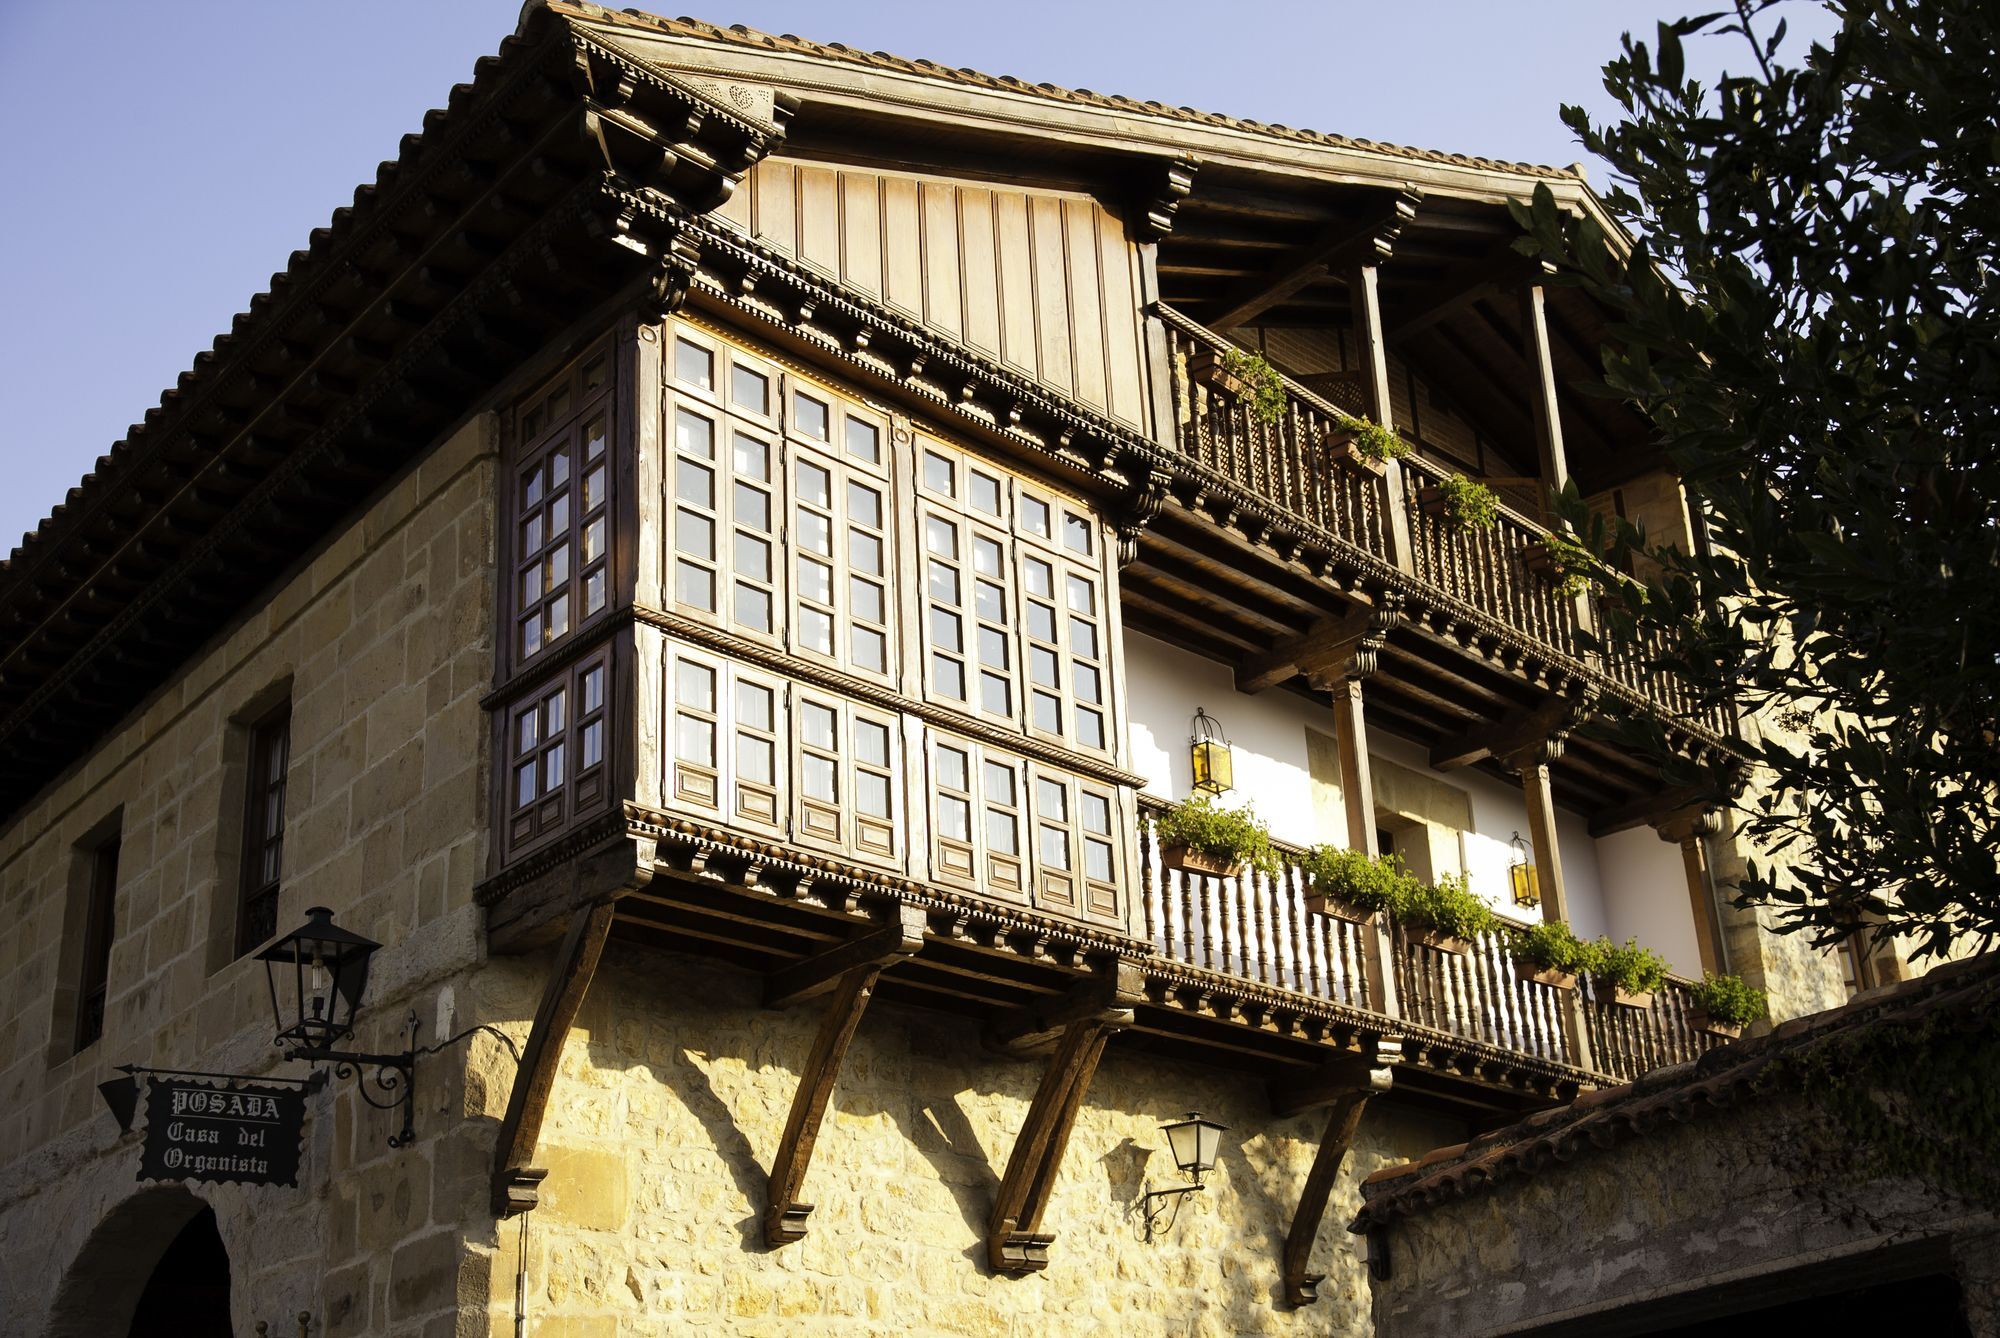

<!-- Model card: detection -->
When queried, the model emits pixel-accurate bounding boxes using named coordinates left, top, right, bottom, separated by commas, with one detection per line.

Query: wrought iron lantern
left=1143, top=1112, right=1229, bottom=1241
left=256, top=907, right=420, bottom=1147
left=1189, top=709, right=1235, bottom=796
left=1508, top=832, right=1540, bottom=909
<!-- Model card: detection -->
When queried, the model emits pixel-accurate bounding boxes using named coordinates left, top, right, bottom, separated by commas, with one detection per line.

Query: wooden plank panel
left=841, top=171, right=884, bottom=300
left=1062, top=200, right=1107, bottom=414
left=994, top=189, right=1038, bottom=376
left=920, top=181, right=964, bottom=340
left=799, top=166, right=841, bottom=276
left=1029, top=193, right=1074, bottom=394
left=751, top=160, right=798, bottom=258
left=959, top=187, right=1002, bottom=358
left=1102, top=228, right=1146, bottom=429
left=882, top=175, right=923, bottom=318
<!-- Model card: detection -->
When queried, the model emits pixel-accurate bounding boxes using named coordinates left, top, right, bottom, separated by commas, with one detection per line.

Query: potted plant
left=1325, top=417, right=1411, bottom=477
left=1522, top=529, right=1602, bottom=598
left=1687, top=972, right=1766, bottom=1038
left=1188, top=347, right=1288, bottom=425
left=1297, top=844, right=1415, bottom=922
left=1153, top=794, right=1279, bottom=880
left=1508, top=920, right=1592, bottom=990
left=1589, top=937, right=1670, bottom=1008
left=1398, top=874, right=1498, bottom=955
left=1417, top=474, right=1500, bottom=532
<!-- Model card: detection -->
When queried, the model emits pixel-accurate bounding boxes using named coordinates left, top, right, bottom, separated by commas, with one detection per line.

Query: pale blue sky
left=0, top=0, right=1833, bottom=554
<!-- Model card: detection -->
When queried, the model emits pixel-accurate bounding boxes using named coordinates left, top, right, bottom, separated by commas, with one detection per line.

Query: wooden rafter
left=1277, top=1038, right=1399, bottom=1307
left=1208, top=191, right=1422, bottom=332
left=1385, top=248, right=1540, bottom=342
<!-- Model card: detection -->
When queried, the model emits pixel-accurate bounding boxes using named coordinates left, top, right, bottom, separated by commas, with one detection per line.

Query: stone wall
left=471, top=947, right=1465, bottom=1336
left=0, top=413, right=499, bottom=1337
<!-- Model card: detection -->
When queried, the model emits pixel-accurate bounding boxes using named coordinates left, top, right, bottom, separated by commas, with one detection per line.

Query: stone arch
left=45, top=1184, right=224, bottom=1338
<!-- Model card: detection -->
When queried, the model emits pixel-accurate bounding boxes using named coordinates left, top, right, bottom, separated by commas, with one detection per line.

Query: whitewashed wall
left=1124, top=631, right=1700, bottom=970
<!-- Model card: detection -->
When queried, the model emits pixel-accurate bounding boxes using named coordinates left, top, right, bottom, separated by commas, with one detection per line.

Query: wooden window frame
left=502, top=649, right=613, bottom=860
left=73, top=832, right=121, bottom=1053
left=236, top=701, right=291, bottom=956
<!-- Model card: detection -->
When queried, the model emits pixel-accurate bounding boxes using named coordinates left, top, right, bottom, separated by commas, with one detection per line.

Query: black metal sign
left=138, top=1075, right=305, bottom=1188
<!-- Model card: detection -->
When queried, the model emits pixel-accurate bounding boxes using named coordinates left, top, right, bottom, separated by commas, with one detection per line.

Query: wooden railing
left=1136, top=798, right=1721, bottom=1082
left=1156, top=304, right=1732, bottom=738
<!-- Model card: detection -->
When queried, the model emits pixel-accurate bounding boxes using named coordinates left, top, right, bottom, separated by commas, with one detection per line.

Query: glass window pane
left=524, top=470, right=544, bottom=508
left=517, top=709, right=538, bottom=751
left=550, top=450, right=572, bottom=492
left=852, top=627, right=886, bottom=672
left=983, top=761, right=1015, bottom=805
left=924, top=451, right=955, bottom=495
left=585, top=568, right=606, bottom=617
left=675, top=339, right=713, bottom=389
left=1074, top=664, right=1102, bottom=703
left=548, top=491, right=570, bottom=534
left=520, top=563, right=542, bottom=605
left=522, top=514, right=543, bottom=554
left=1022, top=496, right=1051, bottom=537
left=734, top=483, right=770, bottom=532
left=1064, top=514, right=1094, bottom=555
left=846, top=417, right=881, bottom=463
left=930, top=609, right=962, bottom=651
left=933, top=654, right=964, bottom=699
left=1077, top=708, right=1105, bottom=751
left=583, top=516, right=605, bottom=562
left=732, top=365, right=770, bottom=414
left=1085, top=838, right=1113, bottom=881
left=1082, top=792, right=1111, bottom=834
left=582, top=720, right=604, bottom=770
left=522, top=616, right=542, bottom=658
left=803, top=754, right=837, bottom=801
left=544, top=742, right=565, bottom=790
left=732, top=433, right=769, bottom=480
left=850, top=578, right=884, bottom=624
left=971, top=472, right=1002, bottom=516
left=1031, top=647, right=1060, bottom=687
left=675, top=409, right=714, bottom=458
left=1067, top=575, right=1096, bottom=616
left=545, top=689, right=566, bottom=734
left=737, top=682, right=773, bottom=731
left=797, top=557, right=832, bottom=604
left=734, top=584, right=772, bottom=631
left=1032, top=691, right=1061, bottom=733
left=978, top=627, right=1009, bottom=669
left=738, top=735, right=774, bottom=784
left=973, top=537, right=1003, bottom=577
left=676, top=460, right=714, bottom=508
left=800, top=608, right=833, bottom=653
left=582, top=666, right=604, bottom=713
left=975, top=580, right=1005, bottom=623
left=1037, top=779, right=1067, bottom=818
left=847, top=482, right=881, bottom=529
left=736, top=533, right=771, bottom=581
left=855, top=720, right=890, bottom=766
left=546, top=594, right=570, bottom=640
left=1040, top=825, right=1070, bottom=869
left=676, top=714, right=714, bottom=764
left=1027, top=602, right=1056, bottom=643
left=583, top=415, right=606, bottom=459
left=939, top=795, right=971, bottom=841
left=849, top=531, right=883, bottom=575
left=802, top=703, right=838, bottom=749
left=857, top=772, right=891, bottom=818
left=937, top=746, right=968, bottom=793
left=1024, top=558, right=1054, bottom=597
left=676, top=561, right=714, bottom=612
left=926, top=517, right=958, bottom=558
left=676, top=661, right=715, bottom=710
left=927, top=561, right=960, bottom=606
left=986, top=809, right=1018, bottom=854
left=676, top=509, right=714, bottom=557
left=797, top=511, right=831, bottom=556
left=795, top=459, right=831, bottom=506
left=546, top=386, right=571, bottom=423
left=981, top=673, right=1011, bottom=715
left=583, top=467, right=604, bottom=511
left=516, top=761, right=538, bottom=807
left=1070, top=618, right=1098, bottom=659
left=796, top=394, right=829, bottom=440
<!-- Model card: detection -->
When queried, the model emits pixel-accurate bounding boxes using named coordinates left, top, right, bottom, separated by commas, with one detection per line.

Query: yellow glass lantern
left=1189, top=708, right=1234, bottom=796
left=1509, top=831, right=1540, bottom=908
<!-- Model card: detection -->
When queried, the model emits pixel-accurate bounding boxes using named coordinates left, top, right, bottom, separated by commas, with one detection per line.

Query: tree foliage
left=1512, top=0, right=2000, bottom=959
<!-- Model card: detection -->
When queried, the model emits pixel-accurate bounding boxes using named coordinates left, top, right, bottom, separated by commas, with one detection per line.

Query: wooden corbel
left=490, top=898, right=620, bottom=1216
left=987, top=968, right=1141, bottom=1274
left=1129, top=152, right=1201, bottom=243
left=763, top=902, right=927, bottom=1246
left=1431, top=688, right=1594, bottom=773
left=1276, top=1036, right=1401, bottom=1307
left=1236, top=595, right=1404, bottom=694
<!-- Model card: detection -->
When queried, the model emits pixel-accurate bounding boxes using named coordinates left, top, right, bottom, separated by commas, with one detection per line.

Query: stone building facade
left=0, top=5, right=1873, bottom=1335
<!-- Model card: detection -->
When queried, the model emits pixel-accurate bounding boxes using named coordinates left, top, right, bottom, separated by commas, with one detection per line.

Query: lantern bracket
left=1141, top=1178, right=1206, bottom=1242
left=286, top=1009, right=421, bottom=1150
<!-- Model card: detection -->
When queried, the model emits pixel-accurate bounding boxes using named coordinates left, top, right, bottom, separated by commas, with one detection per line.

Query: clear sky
left=0, top=0, right=1833, bottom=556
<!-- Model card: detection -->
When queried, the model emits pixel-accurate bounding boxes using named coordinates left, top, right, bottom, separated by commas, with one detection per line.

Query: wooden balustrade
left=1135, top=799, right=1722, bottom=1082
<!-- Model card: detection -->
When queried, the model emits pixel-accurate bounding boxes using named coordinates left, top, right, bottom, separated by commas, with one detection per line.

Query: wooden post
left=1334, top=677, right=1401, bottom=1020
left=1519, top=284, right=1569, bottom=496
left=1275, top=1040, right=1398, bottom=1307
left=1350, top=264, right=1413, bottom=573
left=1515, top=749, right=1594, bottom=1073
left=1656, top=810, right=1725, bottom=977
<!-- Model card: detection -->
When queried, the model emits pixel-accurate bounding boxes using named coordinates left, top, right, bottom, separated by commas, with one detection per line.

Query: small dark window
left=1376, top=828, right=1397, bottom=860
left=238, top=703, right=291, bottom=955
left=74, top=835, right=120, bottom=1052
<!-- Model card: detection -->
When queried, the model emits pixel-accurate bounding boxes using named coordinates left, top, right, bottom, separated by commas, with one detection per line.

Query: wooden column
left=1656, top=810, right=1725, bottom=977
left=1350, top=264, right=1414, bottom=573
left=1273, top=1040, right=1399, bottom=1307
left=1513, top=747, right=1593, bottom=1073
left=1519, top=284, right=1570, bottom=495
left=1333, top=676, right=1401, bottom=1020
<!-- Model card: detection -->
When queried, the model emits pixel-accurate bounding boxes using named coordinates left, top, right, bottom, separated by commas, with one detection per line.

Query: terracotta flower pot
left=1688, top=1008, right=1743, bottom=1039
left=1407, top=924, right=1474, bottom=956
left=1594, top=979, right=1655, bottom=1009
left=1512, top=957, right=1577, bottom=991
left=1187, top=350, right=1248, bottom=400
left=1160, top=842, right=1243, bottom=880
left=1324, top=431, right=1386, bottom=478
left=1303, top=885, right=1375, bottom=923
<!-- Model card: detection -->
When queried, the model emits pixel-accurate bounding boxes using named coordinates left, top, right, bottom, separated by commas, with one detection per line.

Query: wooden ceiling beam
left=1209, top=190, right=1422, bottom=333
left=1385, top=248, right=1541, bottom=342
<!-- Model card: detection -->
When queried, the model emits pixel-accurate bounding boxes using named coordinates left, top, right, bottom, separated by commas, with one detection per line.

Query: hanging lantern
left=1509, top=831, right=1540, bottom=908
left=1189, top=708, right=1234, bottom=796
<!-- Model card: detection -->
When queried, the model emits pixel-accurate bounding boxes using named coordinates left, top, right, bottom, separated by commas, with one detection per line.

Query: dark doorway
left=1650, top=1269, right=1970, bottom=1337
left=128, top=1203, right=232, bottom=1337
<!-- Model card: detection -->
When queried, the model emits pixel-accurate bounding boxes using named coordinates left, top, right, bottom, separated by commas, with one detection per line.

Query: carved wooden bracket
left=1112, top=465, right=1173, bottom=569
left=762, top=903, right=927, bottom=1246
left=1130, top=153, right=1200, bottom=242
left=1277, top=1037, right=1400, bottom=1307
left=985, top=959, right=1143, bottom=1058
left=1431, top=688, right=1594, bottom=772
left=1236, top=595, right=1404, bottom=694
left=490, top=897, right=620, bottom=1217
left=987, top=976, right=1139, bottom=1274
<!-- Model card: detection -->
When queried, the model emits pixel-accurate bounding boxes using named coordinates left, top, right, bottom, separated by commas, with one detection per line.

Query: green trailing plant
left=1590, top=936, right=1670, bottom=995
left=1298, top=844, right=1419, bottom=916
left=1539, top=529, right=1605, bottom=599
left=1689, top=972, right=1767, bottom=1029
left=1154, top=793, right=1281, bottom=876
left=1511, top=919, right=1594, bottom=975
left=1429, top=474, right=1500, bottom=531
left=1220, top=348, right=1289, bottom=426
left=1344, top=417, right=1411, bottom=465
left=1401, top=874, right=1500, bottom=942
